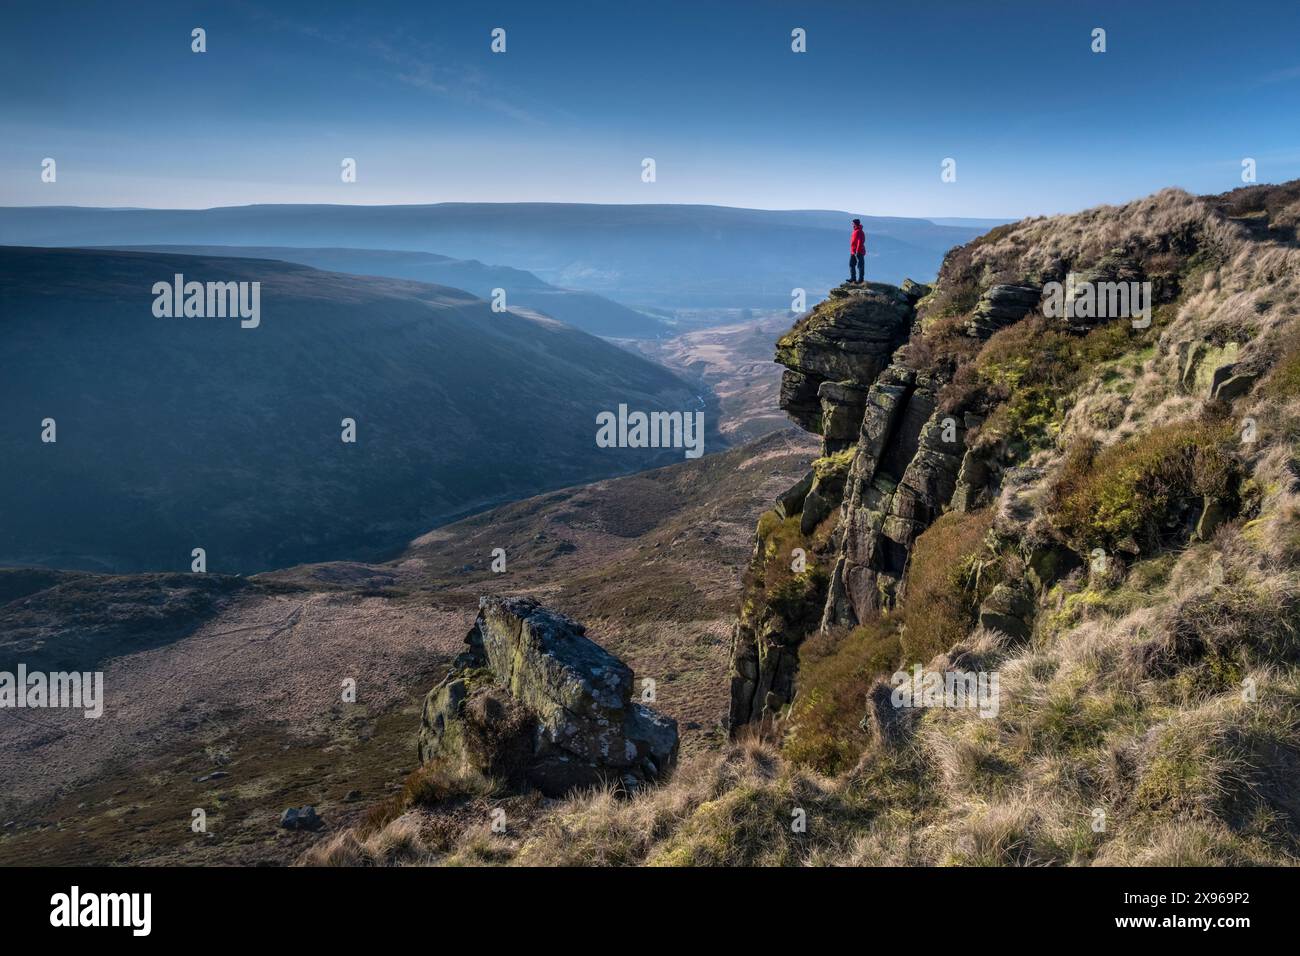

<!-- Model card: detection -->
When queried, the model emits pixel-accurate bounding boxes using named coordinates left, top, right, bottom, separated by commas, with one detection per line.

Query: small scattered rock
left=861, top=676, right=917, bottom=748
left=966, top=283, right=1041, bottom=338
left=280, top=806, right=323, bottom=831
left=774, top=471, right=814, bottom=519
left=900, top=278, right=932, bottom=301
left=1209, top=363, right=1259, bottom=401
left=1026, top=544, right=1081, bottom=593
left=978, top=582, right=1035, bottom=641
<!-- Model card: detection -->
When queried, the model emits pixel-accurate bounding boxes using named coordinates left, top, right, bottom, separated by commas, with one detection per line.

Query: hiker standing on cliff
left=849, top=218, right=866, bottom=284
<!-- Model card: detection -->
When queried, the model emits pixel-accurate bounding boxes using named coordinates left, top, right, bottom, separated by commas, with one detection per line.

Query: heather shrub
left=899, top=509, right=996, bottom=665
left=1263, top=333, right=1300, bottom=400
left=970, top=313, right=1164, bottom=457
left=1047, top=420, right=1241, bottom=552
left=901, top=313, right=981, bottom=382
left=359, top=761, right=492, bottom=838
left=782, top=617, right=900, bottom=773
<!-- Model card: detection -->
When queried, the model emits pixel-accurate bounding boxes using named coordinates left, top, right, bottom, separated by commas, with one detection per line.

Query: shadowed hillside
left=0, top=246, right=714, bottom=574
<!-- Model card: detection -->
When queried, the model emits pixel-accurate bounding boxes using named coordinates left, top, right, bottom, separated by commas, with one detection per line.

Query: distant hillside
left=0, top=246, right=714, bottom=574
left=0, top=204, right=988, bottom=311
left=106, top=245, right=667, bottom=338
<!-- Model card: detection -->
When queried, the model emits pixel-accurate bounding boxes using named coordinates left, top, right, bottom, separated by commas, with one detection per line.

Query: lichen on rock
left=418, top=595, right=678, bottom=796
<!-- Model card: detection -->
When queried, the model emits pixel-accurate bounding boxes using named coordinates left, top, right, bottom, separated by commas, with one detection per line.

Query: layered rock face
left=729, top=283, right=921, bottom=729
left=728, top=193, right=1267, bottom=735
left=820, top=362, right=972, bottom=628
left=419, top=596, right=678, bottom=796
left=775, top=283, right=916, bottom=444
left=729, top=278, right=1044, bottom=730
left=964, top=283, right=1041, bottom=338
left=727, top=555, right=829, bottom=730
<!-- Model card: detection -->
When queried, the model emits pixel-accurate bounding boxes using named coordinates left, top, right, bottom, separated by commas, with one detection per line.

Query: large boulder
left=418, top=596, right=678, bottom=796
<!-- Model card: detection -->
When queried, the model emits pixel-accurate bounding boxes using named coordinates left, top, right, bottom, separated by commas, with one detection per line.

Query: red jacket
left=850, top=225, right=866, bottom=254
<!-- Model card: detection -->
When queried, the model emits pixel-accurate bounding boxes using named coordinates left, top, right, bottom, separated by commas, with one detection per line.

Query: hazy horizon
left=0, top=199, right=1023, bottom=220
left=0, top=199, right=1013, bottom=220
left=2, top=178, right=1282, bottom=227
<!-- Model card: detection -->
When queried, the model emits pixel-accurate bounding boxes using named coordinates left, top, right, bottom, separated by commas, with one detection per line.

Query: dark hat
left=852, top=218, right=861, bottom=225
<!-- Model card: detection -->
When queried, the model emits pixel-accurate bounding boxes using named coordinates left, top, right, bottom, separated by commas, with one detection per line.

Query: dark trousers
left=849, top=252, right=864, bottom=282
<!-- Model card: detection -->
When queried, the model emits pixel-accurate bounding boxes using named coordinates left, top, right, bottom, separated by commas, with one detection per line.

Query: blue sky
left=3, top=0, right=1300, bottom=217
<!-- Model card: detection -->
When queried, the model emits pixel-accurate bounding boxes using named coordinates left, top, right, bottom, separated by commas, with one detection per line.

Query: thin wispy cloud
left=1256, top=64, right=1300, bottom=85
left=368, top=38, right=542, bottom=125
left=243, top=3, right=543, bottom=125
